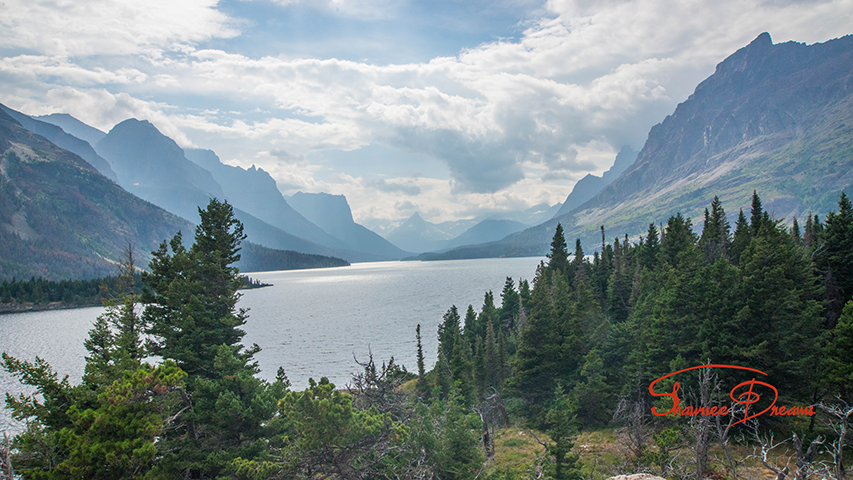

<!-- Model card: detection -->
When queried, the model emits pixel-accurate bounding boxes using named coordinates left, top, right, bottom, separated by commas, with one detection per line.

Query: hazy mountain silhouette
left=184, top=148, right=345, bottom=250
left=288, top=192, right=410, bottom=259
left=0, top=108, right=348, bottom=279
left=37, top=113, right=107, bottom=148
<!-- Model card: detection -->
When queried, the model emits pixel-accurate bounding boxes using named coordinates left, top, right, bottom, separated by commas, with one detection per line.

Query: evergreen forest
left=2, top=192, right=853, bottom=480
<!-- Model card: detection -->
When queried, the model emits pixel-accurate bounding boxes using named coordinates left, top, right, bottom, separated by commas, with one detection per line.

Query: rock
left=606, top=474, right=667, bottom=480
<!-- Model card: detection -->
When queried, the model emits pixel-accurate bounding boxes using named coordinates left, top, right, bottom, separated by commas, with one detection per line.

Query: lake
left=1, top=256, right=543, bottom=433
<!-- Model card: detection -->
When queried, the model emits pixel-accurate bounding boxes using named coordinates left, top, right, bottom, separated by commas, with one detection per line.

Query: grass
left=481, top=425, right=839, bottom=480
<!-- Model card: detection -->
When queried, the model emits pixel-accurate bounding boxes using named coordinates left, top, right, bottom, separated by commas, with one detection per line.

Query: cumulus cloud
left=364, top=178, right=422, bottom=195
left=0, top=0, right=238, bottom=57
left=2, top=0, right=851, bottom=220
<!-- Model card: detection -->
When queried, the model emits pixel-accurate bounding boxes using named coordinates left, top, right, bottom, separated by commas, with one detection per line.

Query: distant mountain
left=429, top=33, right=853, bottom=258
left=0, top=106, right=190, bottom=280
left=489, top=202, right=564, bottom=225
left=37, top=113, right=106, bottom=147
left=375, top=202, right=562, bottom=254
left=94, top=119, right=364, bottom=259
left=184, top=149, right=344, bottom=250
left=0, top=107, right=348, bottom=280
left=1, top=105, right=118, bottom=182
left=554, top=146, right=637, bottom=217
left=441, top=219, right=527, bottom=250
left=288, top=192, right=410, bottom=259
left=95, top=119, right=224, bottom=222
left=384, top=212, right=452, bottom=253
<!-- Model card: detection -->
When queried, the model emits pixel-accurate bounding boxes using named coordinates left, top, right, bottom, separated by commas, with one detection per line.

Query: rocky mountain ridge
left=430, top=33, right=853, bottom=258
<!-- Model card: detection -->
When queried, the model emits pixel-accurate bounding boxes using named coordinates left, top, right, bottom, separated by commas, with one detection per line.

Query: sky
left=1, top=0, right=852, bottom=225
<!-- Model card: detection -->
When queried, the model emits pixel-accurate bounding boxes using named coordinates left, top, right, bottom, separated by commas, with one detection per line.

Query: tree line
left=0, top=273, right=142, bottom=312
left=1, top=199, right=486, bottom=480
left=0, top=270, right=268, bottom=313
left=2, top=192, right=852, bottom=479
left=414, top=191, right=853, bottom=478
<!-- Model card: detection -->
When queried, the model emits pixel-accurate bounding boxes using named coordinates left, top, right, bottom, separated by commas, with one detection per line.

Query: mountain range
left=0, top=106, right=351, bottom=281
left=427, top=33, right=853, bottom=259
left=375, top=203, right=563, bottom=254
left=30, top=115, right=415, bottom=263
left=4, top=32, right=852, bottom=275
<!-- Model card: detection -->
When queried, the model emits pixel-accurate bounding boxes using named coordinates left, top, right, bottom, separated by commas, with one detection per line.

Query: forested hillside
left=3, top=193, right=851, bottom=479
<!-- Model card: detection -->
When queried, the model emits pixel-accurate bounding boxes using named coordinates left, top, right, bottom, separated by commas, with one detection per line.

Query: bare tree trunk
left=1, top=433, right=13, bottom=480
left=714, top=402, right=742, bottom=480
left=688, top=366, right=713, bottom=479
left=821, top=401, right=853, bottom=480
left=750, top=423, right=790, bottom=480
left=792, top=433, right=824, bottom=480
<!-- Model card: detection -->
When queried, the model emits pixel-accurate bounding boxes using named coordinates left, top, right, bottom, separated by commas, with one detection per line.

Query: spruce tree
left=545, top=386, right=581, bottom=480
left=142, top=198, right=277, bottom=477
left=499, top=277, right=520, bottom=332
left=750, top=190, right=763, bottom=235
left=734, top=218, right=823, bottom=402
left=731, top=208, right=751, bottom=264
left=547, top=223, right=569, bottom=274
left=437, top=305, right=462, bottom=366
left=824, top=299, right=853, bottom=400
left=816, top=193, right=853, bottom=328
left=641, top=223, right=660, bottom=270
left=416, top=324, right=429, bottom=398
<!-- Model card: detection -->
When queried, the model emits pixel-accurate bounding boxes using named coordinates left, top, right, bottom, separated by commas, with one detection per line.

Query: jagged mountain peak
left=427, top=33, right=853, bottom=259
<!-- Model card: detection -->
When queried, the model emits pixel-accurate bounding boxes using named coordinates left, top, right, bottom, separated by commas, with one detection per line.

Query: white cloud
left=0, top=0, right=238, bottom=57
left=2, top=0, right=852, bottom=221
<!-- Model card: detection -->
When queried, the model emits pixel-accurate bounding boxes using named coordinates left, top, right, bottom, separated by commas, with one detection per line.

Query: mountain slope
left=94, top=119, right=225, bottom=223
left=433, top=33, right=853, bottom=258
left=384, top=212, right=452, bottom=253
left=554, top=146, right=637, bottom=217
left=0, top=107, right=191, bottom=280
left=288, top=192, right=410, bottom=259
left=184, top=149, right=345, bottom=249
left=1, top=105, right=118, bottom=182
left=0, top=109, right=348, bottom=279
left=441, top=219, right=527, bottom=250
left=36, top=113, right=106, bottom=147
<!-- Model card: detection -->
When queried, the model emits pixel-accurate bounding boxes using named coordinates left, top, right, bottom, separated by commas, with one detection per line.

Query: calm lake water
left=1, top=257, right=543, bottom=434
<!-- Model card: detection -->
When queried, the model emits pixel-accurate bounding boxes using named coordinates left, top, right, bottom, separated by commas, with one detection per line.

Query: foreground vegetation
left=2, top=192, right=852, bottom=479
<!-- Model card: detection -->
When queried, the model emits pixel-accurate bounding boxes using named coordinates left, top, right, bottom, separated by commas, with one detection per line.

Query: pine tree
left=816, top=193, right=853, bottom=328
left=141, top=199, right=276, bottom=477
left=823, top=299, right=853, bottom=400
left=483, top=318, right=501, bottom=394
left=519, top=278, right=532, bottom=317
left=462, top=304, right=479, bottom=354
left=2, top=247, right=188, bottom=480
left=547, top=223, right=569, bottom=275
left=791, top=217, right=802, bottom=245
left=700, top=196, right=730, bottom=262
left=660, top=213, right=698, bottom=270
left=641, top=223, right=660, bottom=270
left=500, top=277, right=520, bottom=332
left=734, top=218, right=824, bottom=402
left=545, top=386, right=582, bottom=480
left=750, top=190, right=764, bottom=235
left=416, top=324, right=429, bottom=398
left=731, top=208, right=751, bottom=264
left=437, top=305, right=462, bottom=366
